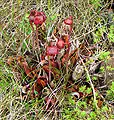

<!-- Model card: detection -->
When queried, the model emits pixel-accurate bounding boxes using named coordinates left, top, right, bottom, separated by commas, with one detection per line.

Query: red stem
left=36, top=25, right=39, bottom=50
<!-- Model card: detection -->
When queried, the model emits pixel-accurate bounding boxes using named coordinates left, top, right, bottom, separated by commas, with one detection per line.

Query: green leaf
left=111, top=115, right=114, bottom=119
left=25, top=13, right=29, bottom=19
left=92, top=76, right=97, bottom=81
left=110, top=82, right=114, bottom=92
left=99, top=51, right=110, bottom=60
left=77, top=101, right=87, bottom=108
left=90, top=0, right=101, bottom=8
left=90, top=111, right=96, bottom=118
left=85, top=88, right=92, bottom=94
left=87, top=118, right=92, bottom=120
left=50, top=15, right=57, bottom=21
left=100, top=66, right=105, bottom=72
left=80, top=111, right=86, bottom=118
left=102, top=105, right=108, bottom=112
left=94, top=38, right=99, bottom=43
left=108, top=25, right=114, bottom=42
left=79, top=86, right=86, bottom=92
left=34, top=90, right=38, bottom=95
left=108, top=33, right=114, bottom=42
left=111, top=67, right=114, bottom=71
left=68, top=96, right=75, bottom=105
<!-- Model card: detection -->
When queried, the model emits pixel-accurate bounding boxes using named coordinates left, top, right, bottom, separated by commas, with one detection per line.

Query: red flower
left=29, top=10, right=37, bottom=23
left=36, top=11, right=46, bottom=21
left=57, top=39, right=65, bottom=49
left=64, top=16, right=73, bottom=25
left=34, top=11, right=46, bottom=25
left=29, top=16, right=35, bottom=23
left=46, top=46, right=58, bottom=56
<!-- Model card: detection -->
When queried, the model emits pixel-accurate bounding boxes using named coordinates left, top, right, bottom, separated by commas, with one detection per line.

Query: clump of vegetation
left=0, top=0, right=114, bottom=119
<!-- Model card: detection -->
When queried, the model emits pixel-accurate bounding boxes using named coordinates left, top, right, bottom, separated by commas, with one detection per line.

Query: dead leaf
left=22, top=61, right=33, bottom=78
left=97, top=98, right=103, bottom=108
left=37, top=77, right=47, bottom=87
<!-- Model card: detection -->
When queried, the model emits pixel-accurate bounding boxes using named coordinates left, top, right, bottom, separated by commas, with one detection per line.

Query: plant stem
left=80, top=56, right=98, bottom=109
left=36, top=26, right=39, bottom=50
left=48, top=56, right=51, bottom=82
